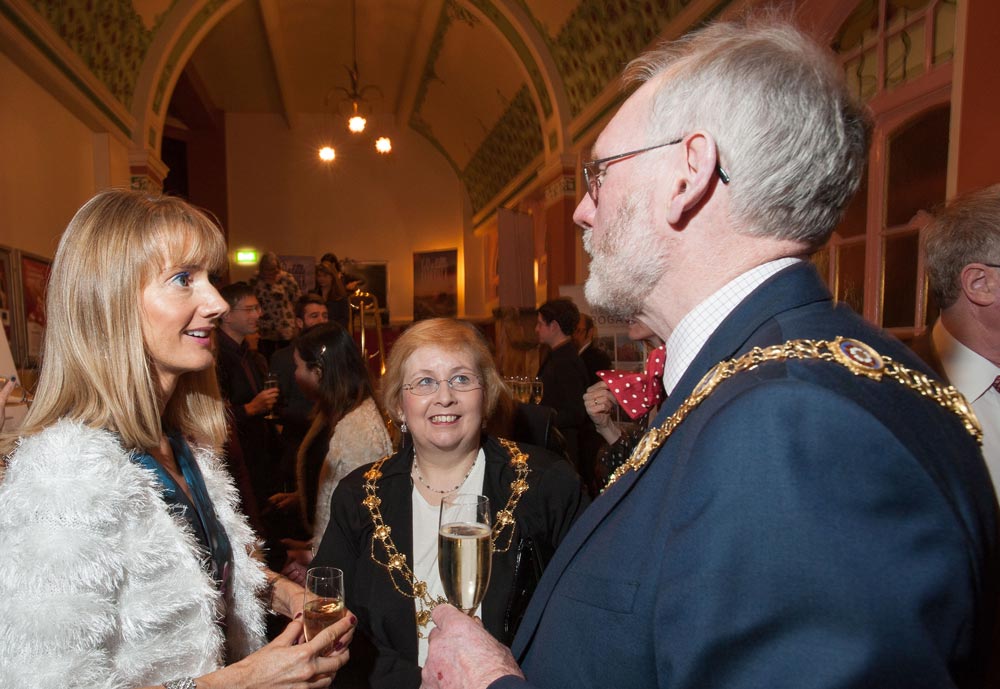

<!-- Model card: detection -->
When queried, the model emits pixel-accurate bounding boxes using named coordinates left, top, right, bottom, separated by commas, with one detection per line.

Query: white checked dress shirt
left=662, top=257, right=802, bottom=395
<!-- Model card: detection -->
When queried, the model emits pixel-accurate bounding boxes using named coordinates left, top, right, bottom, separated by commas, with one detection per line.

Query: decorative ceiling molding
left=129, top=0, right=243, bottom=156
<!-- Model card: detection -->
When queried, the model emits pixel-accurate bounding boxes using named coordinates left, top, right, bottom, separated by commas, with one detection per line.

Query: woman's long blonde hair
left=2, top=189, right=229, bottom=455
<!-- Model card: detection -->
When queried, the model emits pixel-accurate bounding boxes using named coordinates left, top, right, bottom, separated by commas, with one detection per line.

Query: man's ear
left=295, top=318, right=304, bottom=330
left=959, top=263, right=999, bottom=307
left=665, top=132, right=720, bottom=226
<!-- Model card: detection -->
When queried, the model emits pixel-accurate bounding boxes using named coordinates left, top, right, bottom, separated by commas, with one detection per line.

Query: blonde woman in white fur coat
left=0, top=190, right=355, bottom=689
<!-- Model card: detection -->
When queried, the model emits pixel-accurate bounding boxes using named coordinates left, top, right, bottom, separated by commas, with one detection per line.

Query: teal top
left=131, top=432, right=234, bottom=599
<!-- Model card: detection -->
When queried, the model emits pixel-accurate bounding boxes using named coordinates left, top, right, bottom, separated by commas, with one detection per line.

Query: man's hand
left=421, top=605, right=524, bottom=689
left=245, top=387, right=280, bottom=416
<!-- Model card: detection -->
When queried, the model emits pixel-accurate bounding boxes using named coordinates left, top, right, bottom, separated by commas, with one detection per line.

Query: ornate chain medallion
left=362, top=438, right=530, bottom=633
left=604, top=336, right=982, bottom=490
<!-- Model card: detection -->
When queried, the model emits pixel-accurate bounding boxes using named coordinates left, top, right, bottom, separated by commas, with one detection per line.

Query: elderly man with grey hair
left=421, top=15, right=999, bottom=689
left=913, top=183, right=1000, bottom=499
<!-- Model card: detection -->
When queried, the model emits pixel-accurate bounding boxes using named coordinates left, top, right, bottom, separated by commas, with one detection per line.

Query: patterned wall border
left=0, top=0, right=132, bottom=136
left=467, top=0, right=552, bottom=118
left=23, top=0, right=167, bottom=108
left=461, top=85, right=544, bottom=212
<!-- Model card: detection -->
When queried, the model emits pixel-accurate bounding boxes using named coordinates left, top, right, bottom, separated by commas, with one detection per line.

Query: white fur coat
left=302, top=398, right=392, bottom=542
left=0, top=420, right=267, bottom=689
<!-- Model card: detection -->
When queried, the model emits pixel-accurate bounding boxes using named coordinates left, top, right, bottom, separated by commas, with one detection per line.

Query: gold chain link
left=362, top=438, right=531, bottom=633
left=604, top=336, right=982, bottom=490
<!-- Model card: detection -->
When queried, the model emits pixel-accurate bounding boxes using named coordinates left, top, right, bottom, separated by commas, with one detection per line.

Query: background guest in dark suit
left=312, top=318, right=587, bottom=689
left=216, top=282, right=281, bottom=514
left=422, top=15, right=999, bottom=689
left=535, top=298, right=593, bottom=490
left=912, top=183, right=1000, bottom=499
left=572, top=314, right=612, bottom=385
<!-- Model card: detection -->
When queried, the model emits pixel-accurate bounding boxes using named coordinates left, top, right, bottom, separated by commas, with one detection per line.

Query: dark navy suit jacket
left=492, top=263, right=999, bottom=689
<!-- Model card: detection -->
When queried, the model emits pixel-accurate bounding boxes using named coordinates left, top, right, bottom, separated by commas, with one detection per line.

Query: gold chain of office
left=604, top=336, right=983, bottom=490
left=362, top=438, right=530, bottom=633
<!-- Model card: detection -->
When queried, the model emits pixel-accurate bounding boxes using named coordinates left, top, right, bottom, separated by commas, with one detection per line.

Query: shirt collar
left=932, top=319, right=1000, bottom=402
left=662, top=257, right=802, bottom=395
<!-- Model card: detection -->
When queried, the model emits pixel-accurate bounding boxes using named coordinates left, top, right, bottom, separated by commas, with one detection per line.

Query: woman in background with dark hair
left=313, top=258, right=350, bottom=327
left=271, top=322, right=393, bottom=547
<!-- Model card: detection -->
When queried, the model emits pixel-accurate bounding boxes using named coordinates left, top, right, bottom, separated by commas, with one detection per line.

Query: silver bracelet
left=163, top=679, right=197, bottom=689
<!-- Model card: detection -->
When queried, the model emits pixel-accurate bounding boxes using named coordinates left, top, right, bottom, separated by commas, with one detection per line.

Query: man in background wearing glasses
left=912, top=184, right=1000, bottom=500
left=422, top=15, right=999, bottom=689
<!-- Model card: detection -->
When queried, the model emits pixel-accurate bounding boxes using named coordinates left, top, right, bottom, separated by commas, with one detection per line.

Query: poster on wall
left=413, top=249, right=458, bottom=320
left=19, top=252, right=52, bottom=366
left=343, top=259, right=389, bottom=325
left=0, top=247, right=19, bottom=363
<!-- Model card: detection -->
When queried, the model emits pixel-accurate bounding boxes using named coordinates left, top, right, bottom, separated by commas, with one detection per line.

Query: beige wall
left=223, top=112, right=478, bottom=321
left=0, top=51, right=128, bottom=257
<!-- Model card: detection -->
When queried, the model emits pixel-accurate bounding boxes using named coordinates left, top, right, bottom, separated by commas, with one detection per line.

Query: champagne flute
left=438, top=494, right=492, bottom=615
left=263, top=372, right=280, bottom=420
left=303, top=566, right=346, bottom=642
left=531, top=378, right=544, bottom=404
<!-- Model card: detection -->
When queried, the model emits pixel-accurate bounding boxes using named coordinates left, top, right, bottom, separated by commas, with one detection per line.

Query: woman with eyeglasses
left=311, top=318, right=588, bottom=689
left=0, top=190, right=354, bottom=689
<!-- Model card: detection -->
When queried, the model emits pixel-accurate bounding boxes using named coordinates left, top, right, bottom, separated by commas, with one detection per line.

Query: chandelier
left=318, top=0, right=391, bottom=160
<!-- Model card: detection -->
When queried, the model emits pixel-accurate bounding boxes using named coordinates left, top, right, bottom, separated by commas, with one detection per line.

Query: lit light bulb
left=375, top=137, right=392, bottom=154
left=348, top=115, right=366, bottom=133
left=318, top=146, right=336, bottom=161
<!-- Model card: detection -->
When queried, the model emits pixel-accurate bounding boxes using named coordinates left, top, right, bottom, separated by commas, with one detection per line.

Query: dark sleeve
left=653, top=381, right=990, bottom=688
left=315, top=471, right=423, bottom=689
left=531, top=453, right=589, bottom=556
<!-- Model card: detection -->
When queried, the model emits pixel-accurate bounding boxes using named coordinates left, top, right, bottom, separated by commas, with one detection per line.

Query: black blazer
left=313, top=435, right=589, bottom=689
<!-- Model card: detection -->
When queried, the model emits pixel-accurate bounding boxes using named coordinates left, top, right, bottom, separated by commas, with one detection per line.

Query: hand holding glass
left=263, top=373, right=280, bottom=420
left=438, top=494, right=492, bottom=615
left=303, top=566, right=346, bottom=641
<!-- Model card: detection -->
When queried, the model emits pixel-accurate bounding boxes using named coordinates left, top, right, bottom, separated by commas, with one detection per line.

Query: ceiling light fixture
left=318, top=0, right=391, bottom=161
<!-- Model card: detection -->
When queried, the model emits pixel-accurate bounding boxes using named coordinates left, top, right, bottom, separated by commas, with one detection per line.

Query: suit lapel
left=512, top=263, right=833, bottom=659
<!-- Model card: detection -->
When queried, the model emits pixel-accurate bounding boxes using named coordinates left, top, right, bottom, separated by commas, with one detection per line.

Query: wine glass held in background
left=438, top=494, right=492, bottom=615
left=531, top=378, right=544, bottom=405
left=263, top=372, right=280, bottom=420
left=303, top=566, right=346, bottom=642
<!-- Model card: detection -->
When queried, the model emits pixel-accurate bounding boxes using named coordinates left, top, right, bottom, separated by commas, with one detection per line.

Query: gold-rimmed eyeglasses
left=403, top=373, right=483, bottom=396
left=582, top=138, right=731, bottom=205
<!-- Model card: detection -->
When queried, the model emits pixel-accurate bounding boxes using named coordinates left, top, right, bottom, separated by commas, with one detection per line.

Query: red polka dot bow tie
left=597, top=344, right=667, bottom=420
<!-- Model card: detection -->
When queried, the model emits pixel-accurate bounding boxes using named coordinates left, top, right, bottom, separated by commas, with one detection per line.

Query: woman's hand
left=583, top=381, right=622, bottom=444
left=0, top=377, right=14, bottom=431
left=200, top=613, right=356, bottom=689
left=280, top=540, right=314, bottom=586
left=268, top=492, right=300, bottom=512
left=266, top=570, right=306, bottom=620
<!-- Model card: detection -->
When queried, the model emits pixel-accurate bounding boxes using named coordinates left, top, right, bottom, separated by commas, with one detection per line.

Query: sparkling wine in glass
left=303, top=566, right=346, bottom=641
left=263, top=372, right=280, bottom=420
left=530, top=378, right=544, bottom=404
left=438, top=494, right=492, bottom=615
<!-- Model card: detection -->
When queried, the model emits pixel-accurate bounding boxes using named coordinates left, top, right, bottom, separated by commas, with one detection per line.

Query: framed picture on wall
left=0, top=246, right=21, bottom=365
left=413, top=249, right=458, bottom=320
left=18, top=251, right=52, bottom=367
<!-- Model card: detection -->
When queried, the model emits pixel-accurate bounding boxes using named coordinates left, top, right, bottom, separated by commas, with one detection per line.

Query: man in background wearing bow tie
left=423, top=15, right=999, bottom=689
left=911, top=183, right=1000, bottom=499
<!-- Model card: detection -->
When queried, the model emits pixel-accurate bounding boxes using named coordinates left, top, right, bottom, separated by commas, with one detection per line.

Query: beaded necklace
left=411, top=451, right=477, bottom=494
left=362, top=438, right=530, bottom=633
